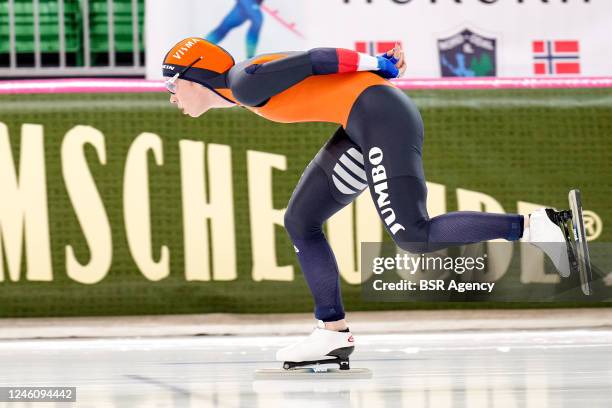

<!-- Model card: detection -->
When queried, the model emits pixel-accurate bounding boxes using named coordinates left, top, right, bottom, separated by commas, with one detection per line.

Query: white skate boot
left=522, top=208, right=571, bottom=277
left=521, top=190, right=593, bottom=295
left=276, top=320, right=354, bottom=371
left=254, top=321, right=372, bottom=379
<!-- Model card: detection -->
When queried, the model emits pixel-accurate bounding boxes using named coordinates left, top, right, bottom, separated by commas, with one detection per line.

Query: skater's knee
left=390, top=221, right=432, bottom=254
left=283, top=210, right=302, bottom=239
left=283, top=208, right=321, bottom=240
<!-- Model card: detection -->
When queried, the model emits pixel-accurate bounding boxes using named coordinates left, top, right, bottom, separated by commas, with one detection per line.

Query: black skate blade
left=253, top=368, right=372, bottom=380
left=569, top=189, right=593, bottom=296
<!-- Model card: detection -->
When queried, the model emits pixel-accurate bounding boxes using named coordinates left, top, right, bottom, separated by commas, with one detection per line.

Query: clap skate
left=523, top=189, right=592, bottom=295
left=568, top=190, right=593, bottom=295
left=254, top=321, right=372, bottom=379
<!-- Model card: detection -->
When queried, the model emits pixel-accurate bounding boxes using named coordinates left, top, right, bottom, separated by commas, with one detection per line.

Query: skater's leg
left=284, top=163, right=346, bottom=322
left=237, top=0, right=263, bottom=58
left=205, top=4, right=246, bottom=44
left=346, top=85, right=524, bottom=253
left=378, top=175, right=524, bottom=252
left=277, top=128, right=366, bottom=369
left=284, top=127, right=365, bottom=324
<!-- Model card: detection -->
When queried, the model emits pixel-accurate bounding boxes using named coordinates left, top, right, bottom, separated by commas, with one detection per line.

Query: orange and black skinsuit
left=164, top=46, right=524, bottom=322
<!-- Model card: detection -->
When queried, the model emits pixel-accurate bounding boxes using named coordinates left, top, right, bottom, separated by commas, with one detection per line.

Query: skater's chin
left=185, top=110, right=201, bottom=118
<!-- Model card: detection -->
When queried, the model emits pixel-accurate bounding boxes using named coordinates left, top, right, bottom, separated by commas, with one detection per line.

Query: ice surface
left=0, top=329, right=611, bottom=407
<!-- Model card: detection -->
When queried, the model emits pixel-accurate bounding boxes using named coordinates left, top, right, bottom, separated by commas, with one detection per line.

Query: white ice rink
left=1, top=329, right=611, bottom=407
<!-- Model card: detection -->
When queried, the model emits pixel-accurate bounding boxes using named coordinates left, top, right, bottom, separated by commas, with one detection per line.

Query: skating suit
left=208, top=49, right=524, bottom=321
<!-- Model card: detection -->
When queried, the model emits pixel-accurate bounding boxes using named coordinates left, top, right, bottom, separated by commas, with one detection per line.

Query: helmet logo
left=172, top=38, right=201, bottom=60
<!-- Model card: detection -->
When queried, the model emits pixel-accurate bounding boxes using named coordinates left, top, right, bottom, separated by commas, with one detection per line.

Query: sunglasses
left=165, top=56, right=203, bottom=94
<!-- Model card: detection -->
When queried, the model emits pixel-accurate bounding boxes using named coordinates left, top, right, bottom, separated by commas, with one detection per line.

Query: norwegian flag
left=355, top=41, right=400, bottom=56
left=532, top=40, right=581, bottom=75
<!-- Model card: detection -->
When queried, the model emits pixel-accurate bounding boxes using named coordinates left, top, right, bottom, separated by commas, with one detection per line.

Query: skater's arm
left=228, top=47, right=403, bottom=106
left=306, top=48, right=400, bottom=77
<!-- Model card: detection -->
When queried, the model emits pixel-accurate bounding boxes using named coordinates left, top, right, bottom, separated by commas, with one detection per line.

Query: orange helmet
left=162, top=37, right=235, bottom=90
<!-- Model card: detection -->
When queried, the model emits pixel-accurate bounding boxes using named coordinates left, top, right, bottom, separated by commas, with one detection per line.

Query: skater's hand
left=382, top=43, right=406, bottom=78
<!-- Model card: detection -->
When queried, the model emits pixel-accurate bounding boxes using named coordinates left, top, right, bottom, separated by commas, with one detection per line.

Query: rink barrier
left=1, top=77, right=612, bottom=94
